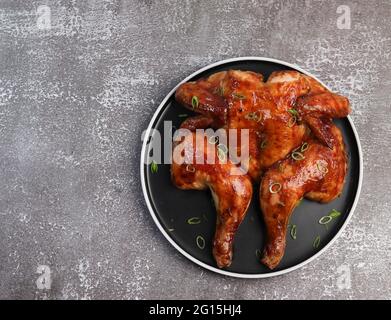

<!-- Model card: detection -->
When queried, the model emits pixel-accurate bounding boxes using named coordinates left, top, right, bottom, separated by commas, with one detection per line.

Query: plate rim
left=140, top=56, right=363, bottom=279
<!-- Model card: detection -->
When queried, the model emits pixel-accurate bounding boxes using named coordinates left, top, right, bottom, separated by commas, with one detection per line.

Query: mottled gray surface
left=0, top=0, right=390, bottom=300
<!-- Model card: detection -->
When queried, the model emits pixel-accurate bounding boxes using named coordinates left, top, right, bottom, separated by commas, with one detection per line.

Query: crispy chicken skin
left=172, top=69, right=351, bottom=269
left=260, top=124, right=347, bottom=269
left=171, top=131, right=253, bottom=268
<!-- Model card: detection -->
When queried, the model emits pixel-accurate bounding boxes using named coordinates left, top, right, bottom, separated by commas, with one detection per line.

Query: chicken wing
left=259, top=123, right=347, bottom=269
left=296, top=92, right=351, bottom=147
left=171, top=130, right=253, bottom=268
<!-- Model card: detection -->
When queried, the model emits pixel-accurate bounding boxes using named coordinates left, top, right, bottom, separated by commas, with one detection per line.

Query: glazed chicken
left=171, top=130, right=252, bottom=268
left=175, top=69, right=343, bottom=181
left=172, top=68, right=351, bottom=269
left=260, top=124, right=347, bottom=269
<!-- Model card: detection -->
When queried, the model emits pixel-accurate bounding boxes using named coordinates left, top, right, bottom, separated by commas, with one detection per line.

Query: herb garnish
left=318, top=209, right=342, bottom=226
left=196, top=235, right=205, bottom=250
left=269, top=182, right=282, bottom=194
left=187, top=217, right=201, bottom=225
left=313, top=236, right=321, bottom=249
left=151, top=161, right=158, bottom=173
left=192, top=96, right=199, bottom=109
left=232, top=93, right=246, bottom=100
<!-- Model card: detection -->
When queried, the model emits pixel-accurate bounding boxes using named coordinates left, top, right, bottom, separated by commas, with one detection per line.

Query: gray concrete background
left=0, top=0, right=390, bottom=300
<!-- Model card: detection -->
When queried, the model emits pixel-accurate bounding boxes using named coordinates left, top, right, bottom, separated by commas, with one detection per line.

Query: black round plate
left=140, top=58, right=363, bottom=278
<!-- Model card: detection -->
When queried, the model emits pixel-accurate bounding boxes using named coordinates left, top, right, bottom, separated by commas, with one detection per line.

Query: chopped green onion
left=316, top=162, right=329, bottom=174
left=287, top=115, right=297, bottom=127
left=278, top=163, right=284, bottom=172
left=319, top=215, right=333, bottom=225
left=287, top=109, right=299, bottom=127
left=196, top=235, right=205, bottom=250
left=151, top=161, right=158, bottom=173
left=292, top=151, right=305, bottom=161
left=187, top=217, right=201, bottom=225
left=191, top=96, right=199, bottom=109
left=313, top=236, right=321, bottom=249
left=329, top=209, right=342, bottom=218
left=244, top=111, right=261, bottom=122
left=208, top=135, right=219, bottom=145
left=269, top=182, right=282, bottom=194
left=178, top=114, right=188, bottom=118
left=318, top=209, right=341, bottom=227
left=300, top=142, right=309, bottom=152
left=186, top=164, right=195, bottom=173
left=217, top=143, right=228, bottom=154
left=260, top=140, right=267, bottom=149
left=217, top=148, right=226, bottom=162
left=168, top=228, right=175, bottom=232
left=232, top=93, right=246, bottom=100
left=288, top=109, right=298, bottom=117
left=290, top=224, right=297, bottom=240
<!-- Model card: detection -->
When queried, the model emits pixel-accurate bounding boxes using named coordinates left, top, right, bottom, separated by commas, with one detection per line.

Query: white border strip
left=140, top=57, right=363, bottom=279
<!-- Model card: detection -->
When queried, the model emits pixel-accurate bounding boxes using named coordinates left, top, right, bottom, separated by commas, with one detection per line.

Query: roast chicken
left=171, top=68, right=351, bottom=269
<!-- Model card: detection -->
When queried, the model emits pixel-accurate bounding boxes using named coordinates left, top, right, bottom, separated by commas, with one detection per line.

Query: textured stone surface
left=0, top=0, right=390, bottom=300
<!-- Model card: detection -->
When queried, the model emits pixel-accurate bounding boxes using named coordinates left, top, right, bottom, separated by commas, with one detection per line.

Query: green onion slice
left=313, top=236, right=321, bottom=249
left=288, top=115, right=297, bottom=127
left=244, top=111, right=262, bottom=122
left=217, top=148, right=226, bottom=162
left=186, top=164, right=195, bottom=173
left=178, top=114, right=188, bottom=118
left=191, top=96, right=199, bottom=109
left=269, top=182, right=282, bottom=194
left=329, top=209, right=341, bottom=218
left=217, top=143, right=228, bottom=154
left=232, top=93, right=246, bottom=100
left=292, top=151, right=305, bottom=161
left=300, top=142, right=309, bottom=152
left=288, top=109, right=299, bottom=117
left=151, top=161, right=158, bottom=173
left=290, top=224, right=297, bottom=240
left=187, top=217, right=201, bottom=225
left=196, top=235, right=205, bottom=249
left=319, top=215, right=333, bottom=225
left=260, top=140, right=267, bottom=149
left=208, top=135, right=219, bottom=145
left=316, top=162, right=329, bottom=174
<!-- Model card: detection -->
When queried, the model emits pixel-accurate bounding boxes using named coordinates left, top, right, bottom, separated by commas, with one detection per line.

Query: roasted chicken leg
left=260, top=123, right=347, bottom=269
left=171, top=130, right=253, bottom=268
